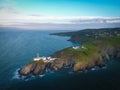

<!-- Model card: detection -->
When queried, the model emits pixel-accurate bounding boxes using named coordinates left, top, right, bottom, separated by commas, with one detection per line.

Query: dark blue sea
left=0, top=28, right=120, bottom=90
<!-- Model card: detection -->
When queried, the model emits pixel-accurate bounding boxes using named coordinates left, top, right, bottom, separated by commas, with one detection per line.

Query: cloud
left=71, top=17, right=120, bottom=24
left=0, top=14, right=120, bottom=30
left=0, top=5, right=19, bottom=14
left=0, top=5, right=14, bottom=10
left=0, top=0, right=19, bottom=13
left=1, top=22, right=120, bottom=30
left=30, top=14, right=45, bottom=17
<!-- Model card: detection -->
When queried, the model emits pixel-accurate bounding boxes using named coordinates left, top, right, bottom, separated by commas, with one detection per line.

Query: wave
left=12, top=68, right=20, bottom=80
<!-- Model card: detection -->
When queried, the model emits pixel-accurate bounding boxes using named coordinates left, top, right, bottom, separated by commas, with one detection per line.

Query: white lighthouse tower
left=34, top=53, right=41, bottom=61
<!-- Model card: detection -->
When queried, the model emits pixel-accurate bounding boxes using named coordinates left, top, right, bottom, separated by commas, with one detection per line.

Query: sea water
left=0, top=29, right=120, bottom=90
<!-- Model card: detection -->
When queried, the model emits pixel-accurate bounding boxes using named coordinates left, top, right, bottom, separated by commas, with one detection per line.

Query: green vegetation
left=30, top=28, right=120, bottom=72
left=19, top=28, right=120, bottom=76
left=57, top=44, right=100, bottom=62
left=52, top=28, right=120, bottom=43
left=21, top=28, right=120, bottom=76
left=27, top=60, right=45, bottom=65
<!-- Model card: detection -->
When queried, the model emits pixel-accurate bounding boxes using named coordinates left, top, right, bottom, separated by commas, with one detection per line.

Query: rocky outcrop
left=19, top=28, right=120, bottom=77
left=113, top=48, right=120, bottom=59
left=73, top=58, right=105, bottom=72
left=19, top=46, right=120, bottom=77
left=19, top=61, right=46, bottom=76
left=52, top=49, right=106, bottom=72
left=103, top=46, right=120, bottom=60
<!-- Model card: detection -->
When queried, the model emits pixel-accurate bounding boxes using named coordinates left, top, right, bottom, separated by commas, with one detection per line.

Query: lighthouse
left=34, top=53, right=41, bottom=61
left=37, top=53, right=40, bottom=58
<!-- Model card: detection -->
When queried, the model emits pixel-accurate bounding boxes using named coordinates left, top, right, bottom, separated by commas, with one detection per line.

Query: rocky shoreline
left=19, top=28, right=120, bottom=77
left=18, top=45, right=120, bottom=77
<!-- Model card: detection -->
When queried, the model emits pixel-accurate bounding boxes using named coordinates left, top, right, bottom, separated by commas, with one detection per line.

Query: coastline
left=18, top=28, right=120, bottom=78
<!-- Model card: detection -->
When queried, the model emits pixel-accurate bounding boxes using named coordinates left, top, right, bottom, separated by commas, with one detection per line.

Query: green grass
left=57, top=43, right=99, bottom=62
left=52, top=29, right=120, bottom=71
left=54, top=36, right=119, bottom=65
left=27, top=60, right=45, bottom=65
left=26, top=36, right=119, bottom=71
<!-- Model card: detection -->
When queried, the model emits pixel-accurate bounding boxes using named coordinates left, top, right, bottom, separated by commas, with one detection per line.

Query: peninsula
left=19, top=28, right=120, bottom=77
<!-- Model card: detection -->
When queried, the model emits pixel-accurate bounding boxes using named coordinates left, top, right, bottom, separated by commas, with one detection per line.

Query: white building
left=72, top=45, right=85, bottom=49
left=72, top=46, right=80, bottom=49
left=33, top=53, right=56, bottom=62
left=41, top=57, right=47, bottom=60
left=34, top=53, right=41, bottom=61
left=81, top=45, right=84, bottom=48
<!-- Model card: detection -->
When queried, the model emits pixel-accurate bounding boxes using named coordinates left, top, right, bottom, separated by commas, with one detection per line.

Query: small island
left=19, top=28, right=120, bottom=77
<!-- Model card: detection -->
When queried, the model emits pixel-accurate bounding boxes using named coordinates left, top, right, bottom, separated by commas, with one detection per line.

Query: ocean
left=0, top=29, right=120, bottom=90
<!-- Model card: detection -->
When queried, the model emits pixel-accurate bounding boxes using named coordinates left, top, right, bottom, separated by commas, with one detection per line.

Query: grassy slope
left=27, top=60, right=45, bottom=66
left=25, top=28, right=120, bottom=72
left=54, top=35, right=120, bottom=71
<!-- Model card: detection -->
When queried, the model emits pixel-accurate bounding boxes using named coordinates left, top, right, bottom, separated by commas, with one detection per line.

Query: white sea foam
left=68, top=71, right=74, bottom=74
left=39, top=74, right=45, bottom=78
left=12, top=68, right=20, bottom=80
left=91, top=68, right=96, bottom=71
left=102, top=66, right=107, bottom=69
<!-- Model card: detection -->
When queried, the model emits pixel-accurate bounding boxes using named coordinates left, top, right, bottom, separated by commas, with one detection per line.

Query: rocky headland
left=19, top=28, right=120, bottom=77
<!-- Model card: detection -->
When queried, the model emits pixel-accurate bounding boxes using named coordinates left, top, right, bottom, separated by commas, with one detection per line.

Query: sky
left=0, top=0, right=120, bottom=30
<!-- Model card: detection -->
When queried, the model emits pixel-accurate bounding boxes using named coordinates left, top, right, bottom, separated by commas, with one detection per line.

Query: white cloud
left=0, top=12, right=120, bottom=30
left=0, top=5, right=14, bottom=10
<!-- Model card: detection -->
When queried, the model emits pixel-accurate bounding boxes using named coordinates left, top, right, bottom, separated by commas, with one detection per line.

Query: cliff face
left=51, top=47, right=105, bottom=72
left=112, top=47, right=120, bottom=59
left=52, top=45, right=120, bottom=72
left=19, top=61, right=46, bottom=76
left=101, top=45, right=120, bottom=60
left=19, top=28, right=120, bottom=77
left=19, top=45, right=120, bottom=76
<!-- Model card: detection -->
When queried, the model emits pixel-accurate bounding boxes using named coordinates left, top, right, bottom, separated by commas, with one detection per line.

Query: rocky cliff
left=19, top=60, right=46, bottom=76
left=19, top=45, right=120, bottom=76
left=19, top=28, right=120, bottom=77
